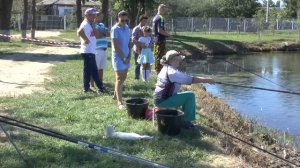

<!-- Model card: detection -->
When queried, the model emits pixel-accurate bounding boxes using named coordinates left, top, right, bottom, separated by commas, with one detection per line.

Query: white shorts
left=95, top=49, right=107, bottom=70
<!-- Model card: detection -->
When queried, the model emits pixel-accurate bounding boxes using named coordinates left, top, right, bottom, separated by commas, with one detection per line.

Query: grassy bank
left=171, top=31, right=300, bottom=56
left=1, top=30, right=299, bottom=167
left=0, top=45, right=226, bottom=167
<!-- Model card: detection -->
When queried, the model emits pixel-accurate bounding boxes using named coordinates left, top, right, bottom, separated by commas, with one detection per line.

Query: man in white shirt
left=77, top=8, right=105, bottom=93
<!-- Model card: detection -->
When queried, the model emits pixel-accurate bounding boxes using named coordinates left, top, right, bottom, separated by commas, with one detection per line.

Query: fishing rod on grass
left=0, top=115, right=168, bottom=168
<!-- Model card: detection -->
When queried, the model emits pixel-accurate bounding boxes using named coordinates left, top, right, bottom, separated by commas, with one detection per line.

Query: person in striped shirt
left=90, top=12, right=110, bottom=88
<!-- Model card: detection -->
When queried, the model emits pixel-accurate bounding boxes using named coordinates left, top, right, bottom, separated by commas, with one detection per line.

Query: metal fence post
left=171, top=18, right=174, bottom=33
left=18, top=14, right=22, bottom=31
left=292, top=20, right=294, bottom=30
left=243, top=19, right=246, bottom=32
left=276, top=19, right=279, bottom=30
left=110, top=16, right=113, bottom=28
left=191, top=17, right=194, bottom=32
left=227, top=18, right=230, bottom=33
left=209, top=17, right=212, bottom=34
left=64, top=15, right=67, bottom=30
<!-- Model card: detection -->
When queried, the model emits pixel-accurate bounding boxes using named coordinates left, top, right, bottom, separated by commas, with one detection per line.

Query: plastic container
left=155, top=109, right=184, bottom=136
left=125, top=98, right=149, bottom=119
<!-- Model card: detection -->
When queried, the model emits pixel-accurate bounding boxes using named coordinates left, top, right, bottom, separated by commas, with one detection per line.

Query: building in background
left=37, top=0, right=99, bottom=16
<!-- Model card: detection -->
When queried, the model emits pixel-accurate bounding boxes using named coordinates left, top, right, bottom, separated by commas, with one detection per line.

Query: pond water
left=186, top=52, right=300, bottom=137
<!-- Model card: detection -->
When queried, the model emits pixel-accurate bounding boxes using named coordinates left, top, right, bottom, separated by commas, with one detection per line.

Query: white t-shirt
left=138, top=36, right=152, bottom=47
left=78, top=19, right=96, bottom=54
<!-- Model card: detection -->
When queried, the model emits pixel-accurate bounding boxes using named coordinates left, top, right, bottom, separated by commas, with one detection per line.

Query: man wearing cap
left=132, top=15, right=148, bottom=80
left=153, top=50, right=215, bottom=129
left=77, top=8, right=105, bottom=94
left=153, top=4, right=170, bottom=74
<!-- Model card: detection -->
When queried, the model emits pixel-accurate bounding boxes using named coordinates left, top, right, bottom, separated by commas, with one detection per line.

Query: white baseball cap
left=165, top=50, right=185, bottom=61
left=84, top=8, right=98, bottom=15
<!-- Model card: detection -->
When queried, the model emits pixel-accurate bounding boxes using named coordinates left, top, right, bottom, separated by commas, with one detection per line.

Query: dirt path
left=0, top=46, right=78, bottom=97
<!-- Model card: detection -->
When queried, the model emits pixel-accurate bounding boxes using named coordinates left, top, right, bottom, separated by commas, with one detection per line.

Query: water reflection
left=187, top=52, right=300, bottom=136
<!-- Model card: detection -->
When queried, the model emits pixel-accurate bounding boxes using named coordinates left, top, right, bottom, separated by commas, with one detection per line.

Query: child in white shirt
left=137, top=26, right=154, bottom=82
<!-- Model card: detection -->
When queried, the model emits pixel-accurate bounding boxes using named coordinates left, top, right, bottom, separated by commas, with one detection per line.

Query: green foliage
left=218, top=0, right=261, bottom=18
left=187, top=0, right=220, bottom=17
left=268, top=8, right=278, bottom=35
left=253, top=9, right=266, bottom=40
left=282, top=0, right=300, bottom=18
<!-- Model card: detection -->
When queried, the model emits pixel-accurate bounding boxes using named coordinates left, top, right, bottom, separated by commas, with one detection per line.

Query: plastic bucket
left=125, top=98, right=149, bottom=119
left=155, top=109, right=184, bottom=136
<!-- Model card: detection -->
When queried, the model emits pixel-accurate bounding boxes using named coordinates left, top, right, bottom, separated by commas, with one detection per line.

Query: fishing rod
left=0, top=123, right=26, bottom=163
left=172, top=38, right=295, bottom=92
left=0, top=115, right=168, bottom=168
left=221, top=59, right=290, bottom=91
left=207, top=125, right=300, bottom=167
left=216, top=82, right=300, bottom=96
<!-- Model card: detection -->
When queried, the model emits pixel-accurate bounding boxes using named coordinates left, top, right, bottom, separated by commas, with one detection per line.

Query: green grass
left=0, top=41, right=44, bottom=56
left=0, top=46, right=219, bottom=167
left=175, top=31, right=300, bottom=44
left=45, top=30, right=80, bottom=42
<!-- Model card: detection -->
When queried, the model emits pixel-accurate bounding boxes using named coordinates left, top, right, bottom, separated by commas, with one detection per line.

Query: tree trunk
left=135, top=0, right=144, bottom=25
left=22, top=0, right=28, bottom=40
left=31, top=0, right=36, bottom=39
left=76, top=0, right=83, bottom=28
left=101, top=0, right=109, bottom=26
left=0, top=0, right=13, bottom=41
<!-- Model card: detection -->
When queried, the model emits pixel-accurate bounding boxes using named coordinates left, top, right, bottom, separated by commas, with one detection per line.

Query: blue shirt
left=111, top=24, right=130, bottom=58
left=95, top=22, right=108, bottom=49
left=153, top=14, right=166, bottom=42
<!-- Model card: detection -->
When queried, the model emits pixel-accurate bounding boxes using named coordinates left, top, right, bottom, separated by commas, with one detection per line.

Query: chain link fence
left=10, top=14, right=298, bottom=33
left=165, top=17, right=298, bottom=33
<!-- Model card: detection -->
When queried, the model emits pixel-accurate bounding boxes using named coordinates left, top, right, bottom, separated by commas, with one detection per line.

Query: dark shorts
left=153, top=41, right=166, bottom=74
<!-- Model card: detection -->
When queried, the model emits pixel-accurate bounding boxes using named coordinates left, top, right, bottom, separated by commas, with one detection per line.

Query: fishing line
left=173, top=38, right=295, bottom=92
left=0, top=115, right=168, bottom=168
left=221, top=59, right=291, bottom=91
left=0, top=123, right=27, bottom=164
left=216, top=82, right=300, bottom=96
left=207, top=125, right=300, bottom=167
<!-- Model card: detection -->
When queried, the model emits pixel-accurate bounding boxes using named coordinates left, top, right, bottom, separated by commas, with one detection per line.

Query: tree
left=297, top=9, right=300, bottom=38
left=218, top=0, right=261, bottom=18
left=0, top=0, right=13, bottom=41
left=76, top=0, right=83, bottom=28
left=268, top=8, right=278, bottom=35
left=31, top=0, right=36, bottom=38
left=253, top=9, right=265, bottom=40
left=22, top=0, right=29, bottom=39
left=101, top=0, right=109, bottom=26
left=282, top=0, right=299, bottom=18
left=113, top=0, right=156, bottom=28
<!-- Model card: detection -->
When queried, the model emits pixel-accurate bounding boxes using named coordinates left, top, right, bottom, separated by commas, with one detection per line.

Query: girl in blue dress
left=137, top=26, right=154, bottom=82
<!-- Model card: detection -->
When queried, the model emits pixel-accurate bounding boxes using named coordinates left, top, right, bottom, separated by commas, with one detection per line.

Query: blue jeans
left=81, top=53, right=103, bottom=91
left=134, top=52, right=141, bottom=80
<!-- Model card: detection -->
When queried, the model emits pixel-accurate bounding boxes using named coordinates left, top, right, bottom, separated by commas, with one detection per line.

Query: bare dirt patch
left=12, top=30, right=61, bottom=39
left=0, top=46, right=78, bottom=97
